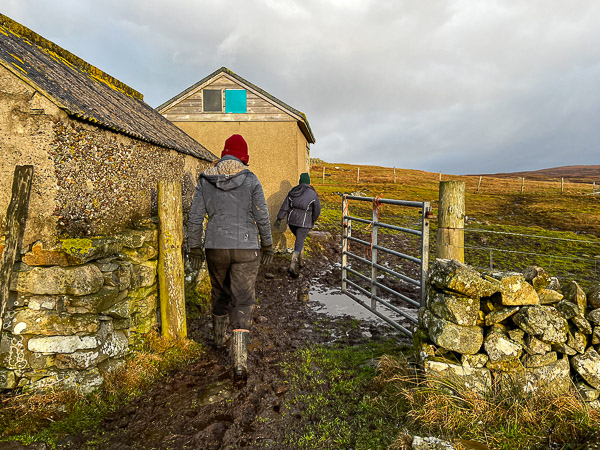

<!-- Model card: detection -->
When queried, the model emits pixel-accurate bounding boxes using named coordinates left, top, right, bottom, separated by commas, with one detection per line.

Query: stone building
left=0, top=14, right=215, bottom=391
left=157, top=67, right=316, bottom=248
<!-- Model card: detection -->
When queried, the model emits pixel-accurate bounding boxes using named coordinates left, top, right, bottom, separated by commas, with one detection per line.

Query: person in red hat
left=188, top=134, right=273, bottom=380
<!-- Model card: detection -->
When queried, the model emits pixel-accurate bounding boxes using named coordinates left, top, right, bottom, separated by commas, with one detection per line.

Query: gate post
left=158, top=180, right=187, bottom=339
left=436, top=181, right=465, bottom=263
left=341, top=195, right=348, bottom=293
left=420, top=202, right=431, bottom=307
left=371, top=201, right=378, bottom=310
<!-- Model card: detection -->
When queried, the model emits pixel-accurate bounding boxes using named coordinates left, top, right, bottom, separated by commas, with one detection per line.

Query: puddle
left=308, top=288, right=418, bottom=328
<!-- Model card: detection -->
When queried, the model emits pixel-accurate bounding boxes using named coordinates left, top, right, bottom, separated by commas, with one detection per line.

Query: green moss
left=60, top=238, right=93, bottom=256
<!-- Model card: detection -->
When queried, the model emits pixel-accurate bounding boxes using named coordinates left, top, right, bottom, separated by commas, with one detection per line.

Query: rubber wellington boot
left=288, top=251, right=300, bottom=278
left=299, top=250, right=305, bottom=268
left=212, top=314, right=229, bottom=348
left=232, top=329, right=249, bottom=379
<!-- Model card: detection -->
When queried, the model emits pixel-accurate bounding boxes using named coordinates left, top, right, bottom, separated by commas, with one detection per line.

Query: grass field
left=311, top=161, right=600, bottom=289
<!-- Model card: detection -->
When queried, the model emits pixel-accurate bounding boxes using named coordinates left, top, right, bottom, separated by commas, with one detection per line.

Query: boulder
left=65, top=287, right=125, bottom=315
left=59, top=237, right=123, bottom=265
left=120, top=244, right=158, bottom=264
left=571, top=348, right=600, bottom=389
left=538, top=289, right=564, bottom=305
left=10, top=264, right=104, bottom=296
left=588, top=285, right=600, bottom=310
left=523, top=351, right=557, bottom=368
left=55, top=351, right=103, bottom=370
left=130, top=261, right=157, bottom=290
left=461, top=353, right=488, bottom=369
left=27, top=335, right=97, bottom=353
left=427, top=290, right=479, bottom=326
left=572, top=315, right=592, bottom=335
left=484, top=306, right=518, bottom=326
left=523, top=357, right=570, bottom=394
left=575, top=381, right=600, bottom=402
left=524, top=335, right=551, bottom=355
left=500, top=275, right=540, bottom=306
left=512, top=306, right=568, bottom=344
left=424, top=359, right=492, bottom=395
left=10, top=310, right=98, bottom=336
left=523, top=266, right=550, bottom=292
left=429, top=259, right=499, bottom=298
left=508, top=329, right=525, bottom=346
left=589, top=309, right=600, bottom=324
left=563, top=281, right=587, bottom=313
left=555, top=300, right=580, bottom=320
left=484, top=331, right=522, bottom=363
left=421, top=310, right=483, bottom=354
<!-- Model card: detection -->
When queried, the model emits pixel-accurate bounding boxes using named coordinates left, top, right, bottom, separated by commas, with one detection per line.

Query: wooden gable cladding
left=162, top=74, right=295, bottom=122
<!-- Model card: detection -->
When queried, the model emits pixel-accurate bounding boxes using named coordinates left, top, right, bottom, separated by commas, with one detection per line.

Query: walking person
left=187, top=134, right=273, bottom=380
left=274, top=172, right=321, bottom=277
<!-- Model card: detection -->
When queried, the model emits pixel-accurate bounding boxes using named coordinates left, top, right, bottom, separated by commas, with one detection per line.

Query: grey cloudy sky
left=4, top=0, right=600, bottom=174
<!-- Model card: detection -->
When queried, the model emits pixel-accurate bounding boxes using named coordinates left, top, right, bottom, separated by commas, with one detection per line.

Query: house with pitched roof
left=157, top=67, right=316, bottom=240
left=0, top=14, right=216, bottom=391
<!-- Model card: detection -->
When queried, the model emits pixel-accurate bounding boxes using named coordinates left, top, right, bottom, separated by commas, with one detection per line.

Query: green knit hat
left=299, top=173, right=311, bottom=184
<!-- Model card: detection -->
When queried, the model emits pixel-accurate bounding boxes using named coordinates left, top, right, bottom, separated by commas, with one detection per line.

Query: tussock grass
left=375, top=354, right=600, bottom=449
left=0, top=332, right=203, bottom=447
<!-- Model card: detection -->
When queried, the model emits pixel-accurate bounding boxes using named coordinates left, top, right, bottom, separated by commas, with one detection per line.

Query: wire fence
left=463, top=227, right=600, bottom=290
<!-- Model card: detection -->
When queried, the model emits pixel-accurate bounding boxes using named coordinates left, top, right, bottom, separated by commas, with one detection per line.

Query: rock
left=11, top=310, right=99, bottom=336
left=562, top=281, right=587, bottom=313
left=28, top=335, right=97, bottom=353
left=589, top=309, right=600, bottom=324
left=484, top=306, right=518, bottom=326
left=130, top=260, right=157, bottom=289
left=59, top=237, right=123, bottom=265
left=524, top=335, right=551, bottom=355
left=571, top=348, right=600, bottom=389
left=429, top=259, right=499, bottom=298
left=523, top=351, right=557, bottom=368
left=486, top=357, right=525, bottom=372
left=0, top=333, right=27, bottom=369
left=588, top=285, right=600, bottom=310
left=575, top=381, right=600, bottom=402
left=27, top=296, right=58, bottom=311
left=411, top=435, right=455, bottom=450
left=547, top=277, right=561, bottom=291
left=102, top=299, right=130, bottom=319
left=427, top=290, right=479, bottom=326
left=484, top=332, right=522, bottom=363
left=10, top=264, right=104, bottom=296
left=552, top=342, right=577, bottom=356
left=593, top=327, right=600, bottom=345
left=538, top=289, right=564, bottom=305
left=307, top=231, right=333, bottom=241
left=508, top=329, right=525, bottom=346
left=500, top=275, right=540, bottom=306
left=22, top=241, right=70, bottom=266
left=421, top=310, right=483, bottom=354
left=523, top=266, right=550, bottom=292
left=117, top=229, right=150, bottom=248
left=524, top=357, right=570, bottom=394
left=28, top=368, right=104, bottom=394
left=461, top=353, right=489, bottom=369
left=0, top=368, right=16, bottom=389
left=572, top=315, right=593, bottom=335
left=424, top=359, right=492, bottom=395
left=555, top=300, right=580, bottom=320
left=120, top=244, right=158, bottom=264
left=55, top=350, right=103, bottom=370
left=512, top=306, right=568, bottom=344
left=65, top=287, right=125, bottom=314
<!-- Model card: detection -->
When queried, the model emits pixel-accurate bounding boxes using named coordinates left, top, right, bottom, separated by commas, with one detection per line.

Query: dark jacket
left=188, top=155, right=272, bottom=249
left=277, top=184, right=321, bottom=228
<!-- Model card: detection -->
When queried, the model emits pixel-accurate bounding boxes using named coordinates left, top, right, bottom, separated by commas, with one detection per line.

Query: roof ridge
left=0, top=13, right=143, bottom=101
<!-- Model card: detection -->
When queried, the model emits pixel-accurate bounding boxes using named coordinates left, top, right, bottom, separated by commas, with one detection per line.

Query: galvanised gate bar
left=341, top=194, right=431, bottom=337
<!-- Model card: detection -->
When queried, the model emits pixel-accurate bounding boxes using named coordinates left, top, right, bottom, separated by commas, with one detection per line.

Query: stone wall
left=416, top=259, right=600, bottom=405
left=0, top=222, right=160, bottom=392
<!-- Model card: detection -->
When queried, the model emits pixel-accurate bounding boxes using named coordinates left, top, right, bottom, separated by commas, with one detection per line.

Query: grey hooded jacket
left=188, top=155, right=272, bottom=249
left=276, top=183, right=321, bottom=228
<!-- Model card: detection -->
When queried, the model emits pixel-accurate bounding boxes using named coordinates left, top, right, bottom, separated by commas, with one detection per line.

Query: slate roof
left=0, top=14, right=215, bottom=161
left=157, top=67, right=316, bottom=144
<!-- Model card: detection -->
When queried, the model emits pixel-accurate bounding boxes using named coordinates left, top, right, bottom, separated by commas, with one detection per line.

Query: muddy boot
left=288, top=251, right=300, bottom=278
left=212, top=314, right=229, bottom=348
left=299, top=250, right=305, bottom=268
left=232, top=329, right=249, bottom=380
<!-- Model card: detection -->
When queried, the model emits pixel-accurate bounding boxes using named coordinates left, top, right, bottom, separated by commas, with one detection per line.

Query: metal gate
left=341, top=194, right=431, bottom=337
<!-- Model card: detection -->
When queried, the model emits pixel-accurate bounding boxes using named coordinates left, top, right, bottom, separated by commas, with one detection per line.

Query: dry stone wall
left=0, top=221, right=160, bottom=393
left=416, top=259, right=600, bottom=405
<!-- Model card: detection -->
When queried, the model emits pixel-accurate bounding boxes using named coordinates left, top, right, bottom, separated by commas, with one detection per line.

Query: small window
left=203, top=89, right=222, bottom=112
left=225, top=89, right=247, bottom=113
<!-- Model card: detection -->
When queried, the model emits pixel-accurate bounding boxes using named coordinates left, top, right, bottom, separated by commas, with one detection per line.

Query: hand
left=260, top=244, right=274, bottom=265
left=188, top=248, right=205, bottom=270
left=274, top=218, right=284, bottom=231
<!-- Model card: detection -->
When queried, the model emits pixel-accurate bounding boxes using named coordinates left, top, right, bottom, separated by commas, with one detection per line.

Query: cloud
left=3, top=0, right=600, bottom=174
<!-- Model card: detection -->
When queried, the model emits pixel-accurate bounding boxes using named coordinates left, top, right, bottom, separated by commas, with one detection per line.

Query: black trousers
left=205, top=248, right=260, bottom=330
left=289, top=225, right=311, bottom=253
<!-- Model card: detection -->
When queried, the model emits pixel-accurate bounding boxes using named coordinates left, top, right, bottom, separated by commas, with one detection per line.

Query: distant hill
left=481, top=165, right=600, bottom=182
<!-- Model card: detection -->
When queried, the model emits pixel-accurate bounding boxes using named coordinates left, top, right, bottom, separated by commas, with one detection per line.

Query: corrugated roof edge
left=0, top=13, right=143, bottom=101
left=156, top=67, right=316, bottom=144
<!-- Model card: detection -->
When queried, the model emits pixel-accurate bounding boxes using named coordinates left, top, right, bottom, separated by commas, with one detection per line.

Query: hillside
left=483, top=165, right=600, bottom=182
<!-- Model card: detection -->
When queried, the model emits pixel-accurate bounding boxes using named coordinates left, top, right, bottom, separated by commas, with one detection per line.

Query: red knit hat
left=221, top=134, right=249, bottom=164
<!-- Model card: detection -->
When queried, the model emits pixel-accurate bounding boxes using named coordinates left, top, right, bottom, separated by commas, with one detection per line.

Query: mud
left=59, top=234, right=414, bottom=449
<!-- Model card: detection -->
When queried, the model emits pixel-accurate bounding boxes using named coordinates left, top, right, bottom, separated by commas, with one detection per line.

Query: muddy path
left=66, top=234, right=414, bottom=449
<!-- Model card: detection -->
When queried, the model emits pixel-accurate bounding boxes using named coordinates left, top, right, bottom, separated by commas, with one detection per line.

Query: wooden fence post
left=158, top=180, right=187, bottom=339
left=357, top=167, right=360, bottom=184
left=393, top=167, right=396, bottom=183
left=561, top=177, right=564, bottom=194
left=436, top=180, right=465, bottom=262
left=322, top=166, right=325, bottom=184
left=0, top=165, right=34, bottom=347
left=476, top=176, right=482, bottom=193
left=521, top=177, right=525, bottom=194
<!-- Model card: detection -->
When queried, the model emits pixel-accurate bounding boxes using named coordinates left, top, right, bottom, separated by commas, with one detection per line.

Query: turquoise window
left=225, top=89, right=247, bottom=113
